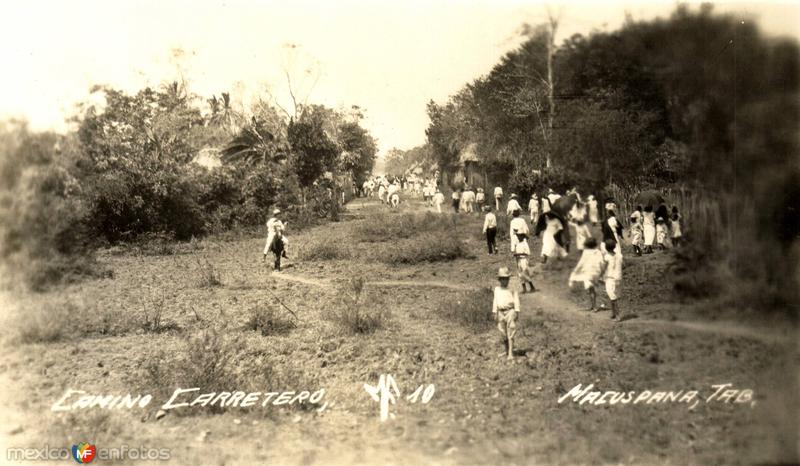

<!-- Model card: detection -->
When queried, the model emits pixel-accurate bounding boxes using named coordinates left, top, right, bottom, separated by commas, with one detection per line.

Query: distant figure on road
left=451, top=189, right=461, bottom=213
left=670, top=206, right=683, bottom=247
left=476, top=188, right=486, bottom=212
left=482, top=205, right=498, bottom=255
left=492, top=267, right=520, bottom=361
left=378, top=183, right=386, bottom=204
left=494, top=186, right=503, bottom=211
left=511, top=210, right=536, bottom=294
left=602, top=239, right=624, bottom=322
left=642, top=205, right=655, bottom=254
left=462, top=186, right=476, bottom=213
left=587, top=195, right=599, bottom=225
left=629, top=205, right=644, bottom=256
left=540, top=212, right=568, bottom=263
left=528, top=193, right=540, bottom=225
left=433, top=189, right=445, bottom=213
left=569, top=237, right=604, bottom=311
left=506, top=194, right=522, bottom=216
left=263, top=208, right=288, bottom=271
left=390, top=192, right=400, bottom=208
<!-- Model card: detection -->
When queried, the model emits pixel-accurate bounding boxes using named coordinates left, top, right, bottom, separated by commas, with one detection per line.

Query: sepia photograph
left=0, top=0, right=798, bottom=464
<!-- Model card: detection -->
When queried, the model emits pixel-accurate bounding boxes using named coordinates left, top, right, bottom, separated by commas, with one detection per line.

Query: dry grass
left=245, top=303, right=296, bottom=336
left=440, top=288, right=495, bottom=331
left=327, top=276, right=389, bottom=334
left=298, top=236, right=353, bottom=261
left=354, top=211, right=455, bottom=242
left=381, top=231, right=470, bottom=264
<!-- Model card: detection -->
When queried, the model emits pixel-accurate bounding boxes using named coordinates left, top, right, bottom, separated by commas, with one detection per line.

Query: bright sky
left=1, top=0, right=798, bottom=155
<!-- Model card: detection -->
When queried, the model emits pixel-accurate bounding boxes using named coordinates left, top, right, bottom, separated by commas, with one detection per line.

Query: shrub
left=136, top=326, right=318, bottom=416
left=328, top=276, right=389, bottom=334
left=381, top=231, right=469, bottom=265
left=245, top=304, right=296, bottom=336
left=196, top=257, right=222, bottom=287
left=440, top=288, right=495, bottom=331
left=17, top=302, right=73, bottom=344
left=354, top=211, right=454, bottom=242
left=298, top=236, right=352, bottom=261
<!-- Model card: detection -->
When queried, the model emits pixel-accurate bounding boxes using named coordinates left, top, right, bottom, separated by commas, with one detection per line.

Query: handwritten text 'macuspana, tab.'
left=557, top=383, right=755, bottom=410
left=51, top=388, right=328, bottom=413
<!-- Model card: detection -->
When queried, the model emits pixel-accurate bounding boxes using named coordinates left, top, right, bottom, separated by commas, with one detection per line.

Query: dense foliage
left=423, top=5, right=799, bottom=312
left=0, top=83, right=377, bottom=289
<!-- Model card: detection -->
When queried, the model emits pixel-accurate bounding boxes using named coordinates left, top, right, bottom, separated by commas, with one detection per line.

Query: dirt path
left=271, top=271, right=473, bottom=291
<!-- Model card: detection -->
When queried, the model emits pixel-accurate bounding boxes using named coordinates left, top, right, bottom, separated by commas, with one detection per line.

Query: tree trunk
left=546, top=14, right=558, bottom=170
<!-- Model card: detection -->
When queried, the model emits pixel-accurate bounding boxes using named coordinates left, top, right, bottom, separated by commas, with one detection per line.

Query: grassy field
left=0, top=197, right=797, bottom=465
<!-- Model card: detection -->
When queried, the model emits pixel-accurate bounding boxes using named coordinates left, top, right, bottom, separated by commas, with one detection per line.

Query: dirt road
left=0, top=197, right=797, bottom=465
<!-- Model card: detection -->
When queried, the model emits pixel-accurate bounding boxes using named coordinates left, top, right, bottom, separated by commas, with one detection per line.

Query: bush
left=196, top=257, right=222, bottom=287
left=440, top=288, right=495, bottom=330
left=381, top=231, right=469, bottom=265
left=17, top=302, right=73, bottom=343
left=245, top=304, right=296, bottom=336
left=136, top=326, right=318, bottom=416
left=328, top=276, right=389, bottom=334
left=354, top=211, right=454, bottom=242
left=298, top=236, right=352, bottom=261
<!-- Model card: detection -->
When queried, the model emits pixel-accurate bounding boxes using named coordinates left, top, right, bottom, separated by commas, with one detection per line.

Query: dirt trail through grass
left=2, top=197, right=797, bottom=465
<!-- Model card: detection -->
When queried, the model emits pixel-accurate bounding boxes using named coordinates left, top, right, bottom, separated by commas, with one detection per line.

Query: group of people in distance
left=260, top=174, right=685, bottom=361
left=362, top=173, right=443, bottom=210
left=483, top=185, right=685, bottom=360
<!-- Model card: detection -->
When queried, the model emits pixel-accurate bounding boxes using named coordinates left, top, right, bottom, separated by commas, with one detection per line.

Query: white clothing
left=575, top=224, right=592, bottom=251
left=509, top=217, right=529, bottom=252
left=263, top=217, right=287, bottom=254
left=541, top=216, right=567, bottom=258
left=541, top=197, right=551, bottom=214
left=569, top=248, right=605, bottom=287
left=506, top=199, right=522, bottom=215
left=492, top=286, right=520, bottom=314
left=588, top=199, right=599, bottom=223
left=494, top=187, right=503, bottom=198
left=643, top=212, right=656, bottom=246
left=483, top=213, right=497, bottom=232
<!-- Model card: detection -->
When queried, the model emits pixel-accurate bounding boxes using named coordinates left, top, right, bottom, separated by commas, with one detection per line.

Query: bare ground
left=0, top=197, right=797, bottom=465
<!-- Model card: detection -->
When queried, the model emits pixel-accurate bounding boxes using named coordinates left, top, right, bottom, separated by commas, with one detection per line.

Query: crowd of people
left=261, top=173, right=686, bottom=361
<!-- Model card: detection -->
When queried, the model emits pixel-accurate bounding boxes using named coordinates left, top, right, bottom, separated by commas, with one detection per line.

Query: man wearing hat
left=263, top=208, right=289, bottom=270
left=506, top=193, right=522, bottom=216
left=492, top=267, right=520, bottom=360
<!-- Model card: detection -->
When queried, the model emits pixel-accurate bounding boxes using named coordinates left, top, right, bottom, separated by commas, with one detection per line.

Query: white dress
left=541, top=217, right=567, bottom=259
left=643, top=212, right=656, bottom=246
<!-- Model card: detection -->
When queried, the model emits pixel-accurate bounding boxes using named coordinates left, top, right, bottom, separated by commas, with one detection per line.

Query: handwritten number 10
left=406, top=384, right=435, bottom=404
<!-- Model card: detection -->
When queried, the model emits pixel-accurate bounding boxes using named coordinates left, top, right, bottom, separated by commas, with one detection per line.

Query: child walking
left=492, top=267, right=520, bottom=360
left=670, top=206, right=683, bottom=247
left=655, top=216, right=667, bottom=250
left=569, top=238, right=605, bottom=311
left=629, top=205, right=644, bottom=256
left=482, top=205, right=498, bottom=255
left=511, top=213, right=536, bottom=293
left=602, top=239, right=624, bottom=321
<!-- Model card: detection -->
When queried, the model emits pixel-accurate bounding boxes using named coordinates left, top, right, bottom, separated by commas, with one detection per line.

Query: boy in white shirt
left=482, top=205, right=498, bottom=255
left=506, top=194, right=522, bottom=216
left=492, top=267, right=520, bottom=360
left=602, top=239, right=624, bottom=321
left=476, top=188, right=486, bottom=212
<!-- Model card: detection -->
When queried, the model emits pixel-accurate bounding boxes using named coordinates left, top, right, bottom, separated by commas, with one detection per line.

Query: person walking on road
left=494, top=186, right=504, bottom=211
left=482, top=205, right=498, bottom=255
left=492, top=267, right=520, bottom=361
left=506, top=194, right=522, bottom=216
left=433, top=189, right=445, bottom=213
